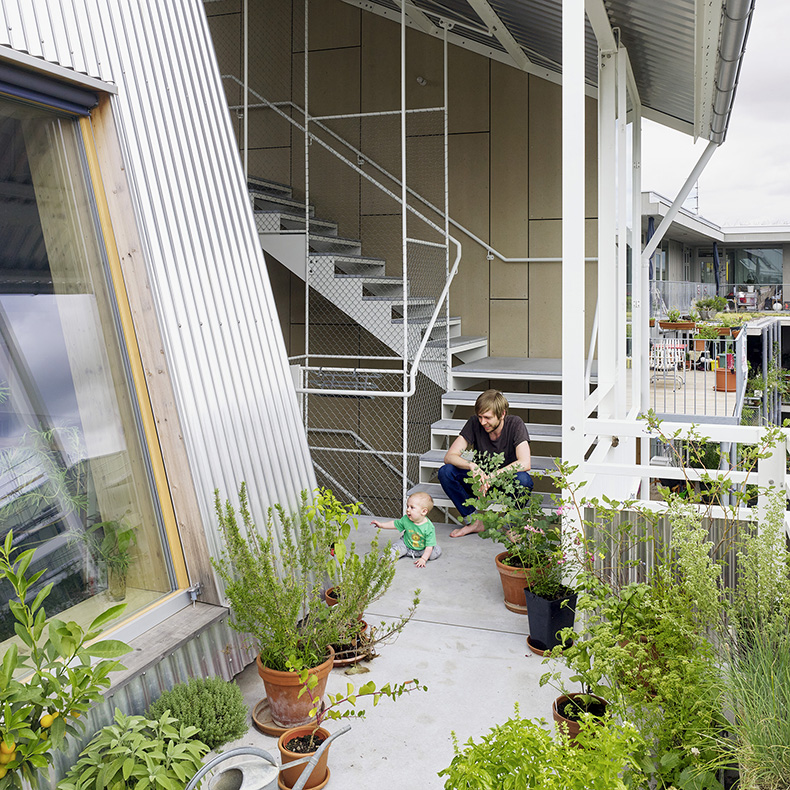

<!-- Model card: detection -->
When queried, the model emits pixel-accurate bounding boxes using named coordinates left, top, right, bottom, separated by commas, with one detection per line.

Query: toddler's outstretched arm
left=371, top=518, right=396, bottom=529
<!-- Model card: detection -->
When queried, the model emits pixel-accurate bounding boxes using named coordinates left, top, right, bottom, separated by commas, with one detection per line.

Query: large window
left=0, top=97, right=174, bottom=641
left=727, top=247, right=783, bottom=285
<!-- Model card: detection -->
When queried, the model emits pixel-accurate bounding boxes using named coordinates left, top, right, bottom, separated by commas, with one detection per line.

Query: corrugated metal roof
left=344, top=0, right=753, bottom=141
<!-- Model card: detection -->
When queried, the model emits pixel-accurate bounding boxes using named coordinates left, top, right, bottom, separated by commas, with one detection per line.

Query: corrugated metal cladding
left=2, top=0, right=316, bottom=553
left=605, top=0, right=697, bottom=127
left=0, top=0, right=112, bottom=81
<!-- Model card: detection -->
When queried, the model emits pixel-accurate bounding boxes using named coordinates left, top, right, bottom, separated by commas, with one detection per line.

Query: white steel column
left=597, top=47, right=616, bottom=421
left=562, top=0, right=586, bottom=501
left=615, top=47, right=628, bottom=415
left=640, top=140, right=719, bottom=413
left=401, top=4, right=408, bottom=505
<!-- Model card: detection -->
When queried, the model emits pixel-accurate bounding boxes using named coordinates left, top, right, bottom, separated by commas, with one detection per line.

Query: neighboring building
left=0, top=0, right=769, bottom=778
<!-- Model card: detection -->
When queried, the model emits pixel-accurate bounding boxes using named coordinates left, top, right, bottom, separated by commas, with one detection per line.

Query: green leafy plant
left=464, top=452, right=560, bottom=570
left=438, top=705, right=645, bottom=790
left=146, top=676, right=248, bottom=750
left=665, top=308, right=682, bottom=323
left=212, top=484, right=415, bottom=672
left=0, top=532, right=130, bottom=788
left=695, top=324, right=722, bottom=340
left=57, top=709, right=209, bottom=790
left=285, top=656, right=426, bottom=748
left=696, top=296, right=727, bottom=313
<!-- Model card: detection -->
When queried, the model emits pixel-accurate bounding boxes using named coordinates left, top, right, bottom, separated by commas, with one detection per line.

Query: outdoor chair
left=649, top=339, right=686, bottom=390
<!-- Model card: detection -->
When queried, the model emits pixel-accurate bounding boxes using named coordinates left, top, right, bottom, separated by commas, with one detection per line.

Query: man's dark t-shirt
left=459, top=415, right=530, bottom=467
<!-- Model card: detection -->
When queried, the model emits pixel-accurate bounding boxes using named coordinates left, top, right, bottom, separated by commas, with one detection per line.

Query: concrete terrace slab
left=223, top=515, right=567, bottom=788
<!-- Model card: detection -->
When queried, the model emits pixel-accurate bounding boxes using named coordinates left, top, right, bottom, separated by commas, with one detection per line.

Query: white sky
left=641, top=0, right=790, bottom=227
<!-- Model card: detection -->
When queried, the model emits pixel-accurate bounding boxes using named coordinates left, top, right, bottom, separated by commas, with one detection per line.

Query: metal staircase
left=249, top=175, right=488, bottom=386
left=412, top=357, right=591, bottom=510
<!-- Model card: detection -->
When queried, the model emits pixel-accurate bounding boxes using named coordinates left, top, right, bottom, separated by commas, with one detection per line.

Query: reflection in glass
left=0, top=98, right=174, bottom=641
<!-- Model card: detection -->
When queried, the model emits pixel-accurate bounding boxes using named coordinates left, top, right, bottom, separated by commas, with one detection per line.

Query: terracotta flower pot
left=495, top=552, right=543, bottom=615
left=324, top=587, right=339, bottom=607
left=277, top=725, right=331, bottom=790
left=256, top=647, right=334, bottom=729
left=552, top=693, right=608, bottom=740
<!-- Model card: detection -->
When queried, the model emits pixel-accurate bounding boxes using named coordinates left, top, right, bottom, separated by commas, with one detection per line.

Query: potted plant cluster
left=464, top=453, right=560, bottom=614
left=212, top=484, right=417, bottom=730
left=530, top=419, right=790, bottom=789
left=659, top=308, right=696, bottom=331
left=439, top=704, right=644, bottom=790
left=695, top=295, right=728, bottom=320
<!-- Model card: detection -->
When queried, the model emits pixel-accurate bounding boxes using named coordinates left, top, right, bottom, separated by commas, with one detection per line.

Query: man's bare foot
left=450, top=520, right=484, bottom=538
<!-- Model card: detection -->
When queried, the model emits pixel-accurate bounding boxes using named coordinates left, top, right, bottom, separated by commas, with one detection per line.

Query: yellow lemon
left=39, top=714, right=55, bottom=729
left=0, top=766, right=7, bottom=778
left=0, top=742, right=14, bottom=755
left=0, top=753, right=12, bottom=765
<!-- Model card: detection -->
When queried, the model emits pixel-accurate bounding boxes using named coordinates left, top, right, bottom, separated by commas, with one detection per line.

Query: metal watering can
left=185, top=725, right=350, bottom=790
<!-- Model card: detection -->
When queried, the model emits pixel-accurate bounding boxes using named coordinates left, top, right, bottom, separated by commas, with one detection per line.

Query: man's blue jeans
left=437, top=464, right=534, bottom=518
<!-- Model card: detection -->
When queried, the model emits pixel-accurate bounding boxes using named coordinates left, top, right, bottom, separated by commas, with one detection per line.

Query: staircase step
left=247, top=176, right=292, bottom=197
left=392, top=315, right=461, bottom=328
left=310, top=253, right=387, bottom=276
left=363, top=297, right=435, bottom=319
left=255, top=210, right=337, bottom=235
left=419, top=448, right=556, bottom=471
left=250, top=189, right=314, bottom=216
left=442, top=390, right=563, bottom=411
left=428, top=335, right=488, bottom=352
left=409, top=482, right=555, bottom=511
left=308, top=233, right=362, bottom=254
left=339, top=275, right=406, bottom=297
left=430, top=418, right=561, bottom=443
left=451, top=356, right=597, bottom=383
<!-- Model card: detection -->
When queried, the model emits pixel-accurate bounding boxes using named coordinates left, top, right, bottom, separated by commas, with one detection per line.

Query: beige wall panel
left=527, top=219, right=598, bottom=357
left=203, top=0, right=241, bottom=14
left=249, top=0, right=293, bottom=104
left=360, top=117, right=402, bottom=216
left=406, top=133, right=445, bottom=219
left=490, top=299, right=529, bottom=357
left=449, top=46, right=490, bottom=134
left=491, top=62, right=528, bottom=298
left=292, top=0, right=361, bottom=53
left=247, top=107, right=292, bottom=150
left=528, top=76, right=561, bottom=220
left=263, top=254, right=293, bottom=345
left=361, top=13, right=399, bottom=113
left=247, top=146, right=292, bottom=189
left=405, top=29, right=444, bottom=111
left=585, top=95, right=598, bottom=216
left=290, top=323, right=306, bottom=356
left=205, top=13, right=242, bottom=106
left=448, top=132, right=491, bottom=337
left=293, top=48, right=361, bottom=120
left=360, top=214, right=403, bottom=277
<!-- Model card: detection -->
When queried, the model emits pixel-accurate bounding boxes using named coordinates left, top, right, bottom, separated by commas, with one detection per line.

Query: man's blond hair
left=408, top=491, right=434, bottom=511
left=474, top=389, right=509, bottom=419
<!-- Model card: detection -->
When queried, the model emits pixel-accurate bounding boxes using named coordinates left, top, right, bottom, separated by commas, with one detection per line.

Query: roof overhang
left=339, top=0, right=756, bottom=142
left=642, top=192, right=790, bottom=246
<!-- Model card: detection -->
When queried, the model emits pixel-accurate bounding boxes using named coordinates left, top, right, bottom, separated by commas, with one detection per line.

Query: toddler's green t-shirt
left=393, top=515, right=437, bottom=551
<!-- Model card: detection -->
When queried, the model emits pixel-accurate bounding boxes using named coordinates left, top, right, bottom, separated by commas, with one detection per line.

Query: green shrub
left=146, top=676, right=248, bottom=750
left=57, top=709, right=208, bottom=790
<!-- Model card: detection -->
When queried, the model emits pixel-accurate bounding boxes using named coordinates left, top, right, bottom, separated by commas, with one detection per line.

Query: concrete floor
left=220, top=515, right=566, bottom=788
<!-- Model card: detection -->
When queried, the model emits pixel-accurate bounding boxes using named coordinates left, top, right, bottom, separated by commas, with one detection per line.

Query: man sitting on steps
left=438, top=389, right=533, bottom=538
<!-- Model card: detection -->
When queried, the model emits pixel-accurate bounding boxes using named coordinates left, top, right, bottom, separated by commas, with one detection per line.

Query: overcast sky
left=641, top=0, right=790, bottom=227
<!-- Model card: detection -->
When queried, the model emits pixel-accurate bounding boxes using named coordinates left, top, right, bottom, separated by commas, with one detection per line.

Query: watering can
left=185, top=725, right=350, bottom=790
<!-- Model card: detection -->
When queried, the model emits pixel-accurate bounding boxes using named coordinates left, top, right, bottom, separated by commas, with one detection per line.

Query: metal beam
left=466, top=0, right=533, bottom=71
left=585, top=0, right=617, bottom=52
left=395, top=0, right=440, bottom=36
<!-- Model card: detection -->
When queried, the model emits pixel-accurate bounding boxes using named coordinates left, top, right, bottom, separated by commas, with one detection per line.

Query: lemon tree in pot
left=212, top=484, right=406, bottom=729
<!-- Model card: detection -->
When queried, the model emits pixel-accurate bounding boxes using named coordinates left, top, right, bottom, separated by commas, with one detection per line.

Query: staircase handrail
left=223, top=75, right=460, bottom=397
left=224, top=78, right=584, bottom=265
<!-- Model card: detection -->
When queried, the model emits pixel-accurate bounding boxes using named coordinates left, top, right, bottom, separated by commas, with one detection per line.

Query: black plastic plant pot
left=524, top=589, right=577, bottom=651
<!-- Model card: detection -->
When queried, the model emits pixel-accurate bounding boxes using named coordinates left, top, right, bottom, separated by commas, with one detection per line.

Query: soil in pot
left=278, top=725, right=331, bottom=790
left=552, top=693, right=608, bottom=740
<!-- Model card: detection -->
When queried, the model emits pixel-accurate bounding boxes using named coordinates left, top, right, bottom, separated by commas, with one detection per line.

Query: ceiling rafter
left=465, top=0, right=533, bottom=72
left=395, top=0, right=441, bottom=36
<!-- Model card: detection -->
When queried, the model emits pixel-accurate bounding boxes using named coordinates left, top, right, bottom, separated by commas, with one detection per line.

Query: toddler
left=372, top=491, right=442, bottom=567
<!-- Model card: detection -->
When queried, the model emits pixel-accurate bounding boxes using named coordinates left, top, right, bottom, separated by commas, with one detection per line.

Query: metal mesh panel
left=207, top=0, right=450, bottom=514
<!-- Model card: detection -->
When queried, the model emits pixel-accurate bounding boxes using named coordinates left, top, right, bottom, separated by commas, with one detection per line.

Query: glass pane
left=0, top=98, right=174, bottom=643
